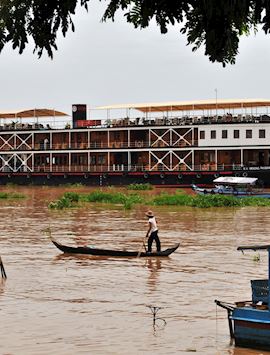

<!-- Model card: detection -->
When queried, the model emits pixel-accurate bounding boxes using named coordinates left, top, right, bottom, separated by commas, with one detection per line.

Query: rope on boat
left=42, top=226, right=55, bottom=242
left=215, top=302, right=218, bottom=351
left=0, top=256, right=7, bottom=279
left=215, top=300, right=235, bottom=340
left=42, top=226, right=52, bottom=236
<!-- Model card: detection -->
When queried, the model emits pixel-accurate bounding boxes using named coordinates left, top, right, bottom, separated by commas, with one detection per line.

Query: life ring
left=144, top=173, right=149, bottom=179
left=178, top=174, right=183, bottom=180
left=214, top=173, right=219, bottom=178
left=47, top=174, right=51, bottom=179
left=242, top=172, right=248, bottom=177
left=196, top=174, right=201, bottom=179
left=7, top=174, right=11, bottom=178
left=84, top=173, right=89, bottom=179
left=137, top=141, right=143, bottom=148
left=26, top=174, right=31, bottom=179
left=160, top=173, right=165, bottom=179
left=234, top=173, right=240, bottom=177
left=103, top=173, right=108, bottom=179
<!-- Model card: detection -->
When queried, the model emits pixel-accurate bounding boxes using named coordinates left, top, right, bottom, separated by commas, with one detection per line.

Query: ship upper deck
left=1, top=99, right=270, bottom=131
left=1, top=113, right=270, bottom=132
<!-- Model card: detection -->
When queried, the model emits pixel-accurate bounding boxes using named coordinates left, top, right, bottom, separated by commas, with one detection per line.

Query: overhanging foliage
left=0, top=1, right=269, bottom=65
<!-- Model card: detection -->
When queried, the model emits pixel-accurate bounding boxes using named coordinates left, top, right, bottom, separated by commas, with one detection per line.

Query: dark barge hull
left=216, top=302, right=270, bottom=351
left=1, top=169, right=270, bottom=187
left=232, top=308, right=270, bottom=351
left=234, top=319, right=270, bottom=350
left=51, top=239, right=180, bottom=257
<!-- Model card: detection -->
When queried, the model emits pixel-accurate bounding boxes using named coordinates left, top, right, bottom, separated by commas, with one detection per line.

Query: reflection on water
left=225, top=347, right=270, bottom=355
left=0, top=279, right=6, bottom=296
left=145, top=258, right=162, bottom=292
left=1, top=187, right=270, bottom=354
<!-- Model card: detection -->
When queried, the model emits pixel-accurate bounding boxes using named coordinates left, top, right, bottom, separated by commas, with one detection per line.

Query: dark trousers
left=147, top=230, right=161, bottom=252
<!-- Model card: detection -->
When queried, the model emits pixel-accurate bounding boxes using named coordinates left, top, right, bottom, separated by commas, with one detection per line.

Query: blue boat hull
left=192, top=184, right=270, bottom=198
left=232, top=307, right=270, bottom=350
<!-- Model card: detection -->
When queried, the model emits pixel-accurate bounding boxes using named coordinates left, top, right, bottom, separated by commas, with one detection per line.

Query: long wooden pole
left=137, top=236, right=147, bottom=258
left=0, top=256, right=7, bottom=279
left=227, top=309, right=234, bottom=339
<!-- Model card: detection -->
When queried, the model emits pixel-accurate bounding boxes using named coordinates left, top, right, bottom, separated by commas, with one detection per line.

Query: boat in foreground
left=192, top=176, right=270, bottom=198
left=216, top=245, right=270, bottom=351
left=51, top=239, right=180, bottom=257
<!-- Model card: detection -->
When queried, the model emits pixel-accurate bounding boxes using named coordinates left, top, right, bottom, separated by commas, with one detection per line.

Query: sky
left=0, top=1, right=270, bottom=119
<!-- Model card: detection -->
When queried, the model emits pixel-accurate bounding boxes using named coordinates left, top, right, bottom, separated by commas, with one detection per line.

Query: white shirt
left=148, top=217, right=158, bottom=234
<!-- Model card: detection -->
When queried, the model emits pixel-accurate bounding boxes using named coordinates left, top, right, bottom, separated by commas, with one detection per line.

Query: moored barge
left=1, top=99, right=270, bottom=186
left=216, top=245, right=270, bottom=351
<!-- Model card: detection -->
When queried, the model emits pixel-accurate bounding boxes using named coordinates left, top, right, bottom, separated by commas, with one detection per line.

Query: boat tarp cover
left=213, top=176, right=258, bottom=185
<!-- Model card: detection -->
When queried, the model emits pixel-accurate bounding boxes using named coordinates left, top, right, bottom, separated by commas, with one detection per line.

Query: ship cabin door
left=259, top=151, right=265, bottom=166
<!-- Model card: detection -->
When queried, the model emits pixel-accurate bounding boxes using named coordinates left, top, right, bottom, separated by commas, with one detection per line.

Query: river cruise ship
left=1, top=99, right=270, bottom=186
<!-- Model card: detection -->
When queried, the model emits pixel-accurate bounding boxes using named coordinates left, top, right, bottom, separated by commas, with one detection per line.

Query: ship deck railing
left=0, top=140, right=199, bottom=151
left=102, top=114, right=270, bottom=127
left=0, top=163, right=265, bottom=174
left=1, top=114, right=270, bottom=132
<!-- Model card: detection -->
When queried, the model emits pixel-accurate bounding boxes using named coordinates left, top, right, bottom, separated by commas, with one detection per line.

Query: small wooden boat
left=51, top=239, right=180, bottom=257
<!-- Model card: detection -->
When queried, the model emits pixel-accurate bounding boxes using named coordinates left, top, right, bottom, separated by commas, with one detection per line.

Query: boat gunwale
left=51, top=239, right=180, bottom=257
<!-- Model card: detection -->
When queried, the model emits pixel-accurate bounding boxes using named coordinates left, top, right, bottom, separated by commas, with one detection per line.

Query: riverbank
left=48, top=186, right=270, bottom=210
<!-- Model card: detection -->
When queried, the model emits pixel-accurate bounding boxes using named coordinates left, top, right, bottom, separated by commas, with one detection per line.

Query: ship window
left=210, top=130, right=216, bottom=139
left=246, top=129, right=252, bottom=138
left=90, top=155, right=96, bottom=164
left=79, top=156, right=85, bottom=164
left=113, top=132, right=120, bottom=140
left=259, top=129, right=265, bottom=138
left=200, top=130, right=205, bottom=139
left=98, top=155, right=105, bottom=164
left=71, top=155, right=78, bottom=164
left=234, top=130, right=240, bottom=139
left=222, top=130, right=228, bottom=139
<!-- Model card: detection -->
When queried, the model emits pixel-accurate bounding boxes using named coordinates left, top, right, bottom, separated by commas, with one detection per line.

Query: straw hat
left=145, top=210, right=154, bottom=217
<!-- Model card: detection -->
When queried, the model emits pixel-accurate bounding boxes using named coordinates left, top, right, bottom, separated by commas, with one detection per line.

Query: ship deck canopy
left=96, top=99, right=270, bottom=113
left=0, top=109, right=68, bottom=119
left=213, top=176, right=258, bottom=185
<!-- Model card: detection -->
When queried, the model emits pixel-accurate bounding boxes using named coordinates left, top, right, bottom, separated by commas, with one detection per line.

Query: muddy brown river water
left=1, top=186, right=270, bottom=354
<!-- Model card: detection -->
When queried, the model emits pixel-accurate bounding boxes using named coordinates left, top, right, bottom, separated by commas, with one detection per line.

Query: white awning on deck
left=95, top=99, right=270, bottom=113
left=0, top=109, right=68, bottom=119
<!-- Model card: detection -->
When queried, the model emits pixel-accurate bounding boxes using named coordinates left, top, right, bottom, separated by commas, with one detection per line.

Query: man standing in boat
left=145, top=210, right=161, bottom=253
